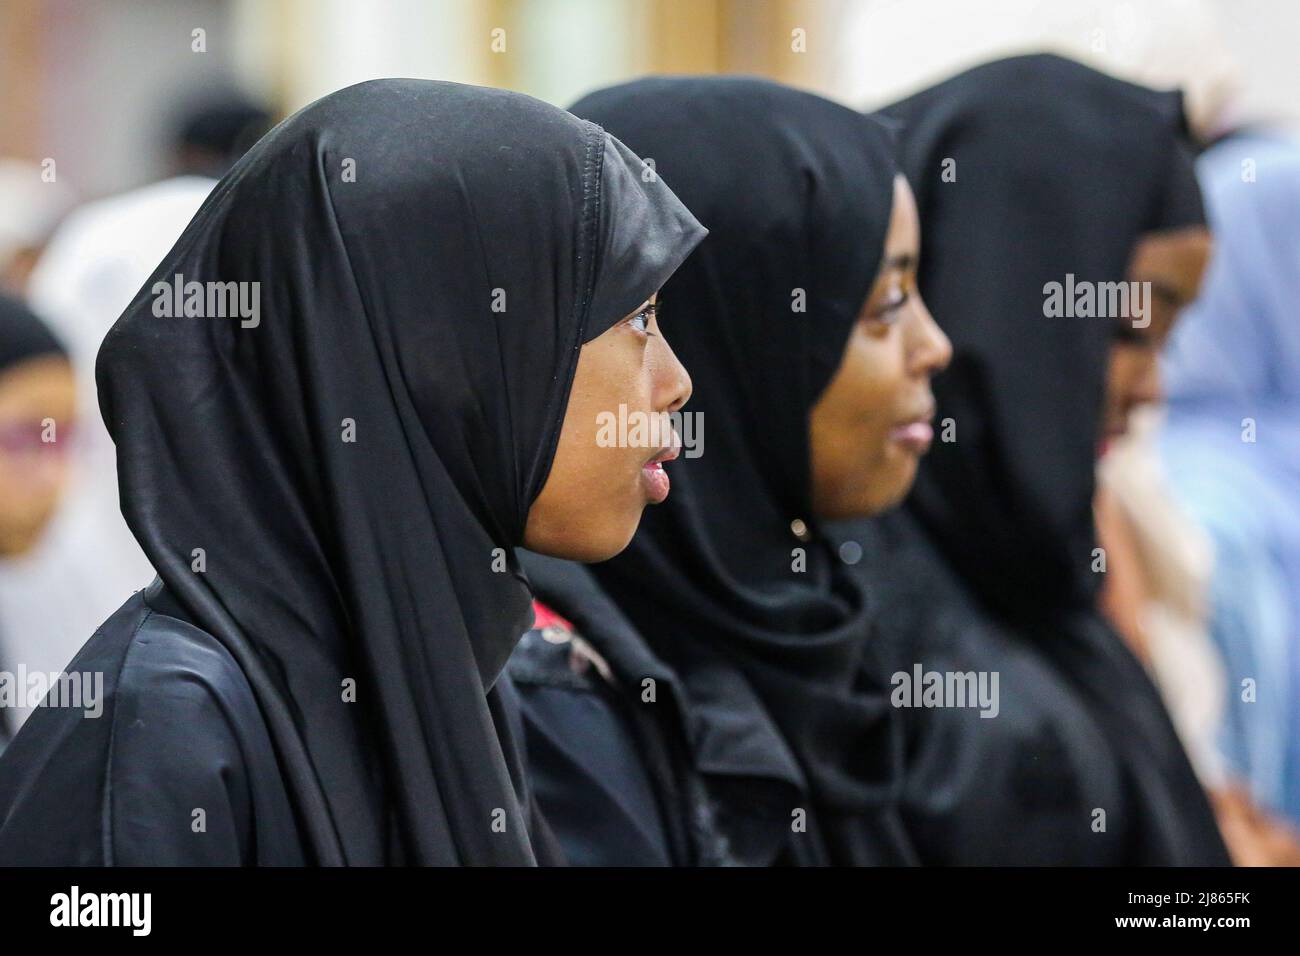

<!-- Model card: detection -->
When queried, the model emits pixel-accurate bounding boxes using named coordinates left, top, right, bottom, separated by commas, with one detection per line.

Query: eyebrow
left=882, top=253, right=916, bottom=272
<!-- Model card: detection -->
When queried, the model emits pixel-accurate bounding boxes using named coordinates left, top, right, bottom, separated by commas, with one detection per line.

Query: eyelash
left=867, top=289, right=910, bottom=324
left=627, top=302, right=658, bottom=335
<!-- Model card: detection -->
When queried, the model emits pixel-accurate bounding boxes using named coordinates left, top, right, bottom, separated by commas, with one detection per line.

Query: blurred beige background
left=1, top=0, right=1296, bottom=200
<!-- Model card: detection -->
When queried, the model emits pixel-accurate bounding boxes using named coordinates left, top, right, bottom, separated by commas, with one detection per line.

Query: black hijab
left=570, top=77, right=910, bottom=865
left=96, top=79, right=705, bottom=865
left=884, top=54, right=1205, bottom=619
left=855, top=54, right=1225, bottom=863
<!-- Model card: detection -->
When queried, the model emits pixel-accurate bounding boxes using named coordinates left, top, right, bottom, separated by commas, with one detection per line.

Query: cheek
left=1106, top=352, right=1141, bottom=403
left=583, top=341, right=655, bottom=465
left=528, top=339, right=656, bottom=557
left=0, top=464, right=60, bottom=522
left=835, top=334, right=905, bottom=448
left=844, top=337, right=921, bottom=507
left=810, top=330, right=913, bottom=517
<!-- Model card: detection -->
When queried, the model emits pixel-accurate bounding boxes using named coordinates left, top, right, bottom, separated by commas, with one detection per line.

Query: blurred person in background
left=827, top=0, right=1241, bottom=142
left=0, top=94, right=274, bottom=722
left=169, top=94, right=273, bottom=180
left=0, top=160, right=76, bottom=297
left=833, top=55, right=1229, bottom=865
left=1101, top=410, right=1300, bottom=865
left=29, top=93, right=272, bottom=409
left=0, top=294, right=75, bottom=750
left=509, top=77, right=950, bottom=866
left=1096, top=134, right=1300, bottom=864
left=1158, top=132, right=1300, bottom=844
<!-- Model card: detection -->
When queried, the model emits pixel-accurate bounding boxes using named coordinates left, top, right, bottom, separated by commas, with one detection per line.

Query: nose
left=656, top=335, right=692, bottom=414
left=907, top=292, right=952, bottom=376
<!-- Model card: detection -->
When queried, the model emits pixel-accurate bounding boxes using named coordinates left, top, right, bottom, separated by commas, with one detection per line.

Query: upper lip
left=894, top=401, right=936, bottom=429
left=646, top=436, right=681, bottom=465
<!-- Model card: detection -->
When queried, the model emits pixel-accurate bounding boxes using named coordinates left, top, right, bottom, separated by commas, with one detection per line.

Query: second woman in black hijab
left=0, top=79, right=705, bottom=865
left=508, top=76, right=951, bottom=865
left=834, top=54, right=1230, bottom=865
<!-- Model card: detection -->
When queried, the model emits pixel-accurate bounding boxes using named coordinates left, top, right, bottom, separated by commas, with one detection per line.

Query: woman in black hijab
left=0, top=79, right=704, bottom=865
left=834, top=54, right=1230, bottom=864
left=0, top=295, right=74, bottom=748
left=507, top=76, right=951, bottom=865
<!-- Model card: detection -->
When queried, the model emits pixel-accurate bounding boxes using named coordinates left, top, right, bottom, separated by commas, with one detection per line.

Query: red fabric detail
left=531, top=600, right=574, bottom=634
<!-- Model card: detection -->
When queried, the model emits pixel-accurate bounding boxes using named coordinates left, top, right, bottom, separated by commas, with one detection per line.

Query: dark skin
left=524, top=294, right=692, bottom=562
left=1102, top=225, right=1212, bottom=444
left=530, top=177, right=951, bottom=558
left=809, top=175, right=952, bottom=519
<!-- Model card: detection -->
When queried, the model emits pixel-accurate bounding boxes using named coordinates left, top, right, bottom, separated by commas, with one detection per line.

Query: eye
left=865, top=284, right=910, bottom=324
left=626, top=302, right=657, bottom=334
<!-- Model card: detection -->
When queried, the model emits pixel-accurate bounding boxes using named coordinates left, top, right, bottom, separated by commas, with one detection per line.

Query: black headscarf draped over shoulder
left=857, top=54, right=1224, bottom=863
left=884, top=53, right=1204, bottom=619
left=95, top=79, right=705, bottom=865
left=571, top=77, right=909, bottom=865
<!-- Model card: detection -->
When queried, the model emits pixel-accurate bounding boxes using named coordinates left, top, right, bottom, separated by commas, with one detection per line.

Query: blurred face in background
left=809, top=174, right=952, bottom=519
left=0, top=355, right=76, bottom=556
left=1, top=245, right=44, bottom=298
left=1102, top=225, right=1212, bottom=444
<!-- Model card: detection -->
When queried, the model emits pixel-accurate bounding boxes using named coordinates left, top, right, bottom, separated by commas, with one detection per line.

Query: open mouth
left=641, top=443, right=679, bottom=504
left=890, top=405, right=936, bottom=454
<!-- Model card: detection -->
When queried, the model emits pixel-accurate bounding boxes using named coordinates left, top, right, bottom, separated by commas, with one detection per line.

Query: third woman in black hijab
left=509, top=77, right=951, bottom=865
left=0, top=79, right=704, bottom=865
left=834, top=54, right=1230, bottom=865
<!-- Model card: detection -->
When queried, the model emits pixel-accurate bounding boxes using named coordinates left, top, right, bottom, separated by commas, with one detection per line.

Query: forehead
left=0, top=356, right=75, bottom=416
left=885, top=175, right=919, bottom=253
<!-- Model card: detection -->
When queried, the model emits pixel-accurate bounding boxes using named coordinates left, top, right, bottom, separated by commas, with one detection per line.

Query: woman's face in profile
left=1102, top=225, right=1212, bottom=446
left=0, top=355, right=76, bottom=556
left=524, top=294, right=692, bottom=562
left=809, top=175, right=952, bottom=520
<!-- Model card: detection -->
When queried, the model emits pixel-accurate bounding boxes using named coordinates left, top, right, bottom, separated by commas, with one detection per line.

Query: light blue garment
left=1160, top=131, right=1300, bottom=824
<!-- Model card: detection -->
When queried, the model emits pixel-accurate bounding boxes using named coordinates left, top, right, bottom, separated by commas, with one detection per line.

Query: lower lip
left=642, top=461, right=670, bottom=503
left=890, top=421, right=933, bottom=453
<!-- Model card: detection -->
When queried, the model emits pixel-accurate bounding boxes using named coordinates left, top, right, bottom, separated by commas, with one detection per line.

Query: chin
left=868, top=486, right=910, bottom=515
left=575, top=537, right=635, bottom=564
left=557, top=510, right=645, bottom=563
left=862, top=468, right=916, bottom=516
